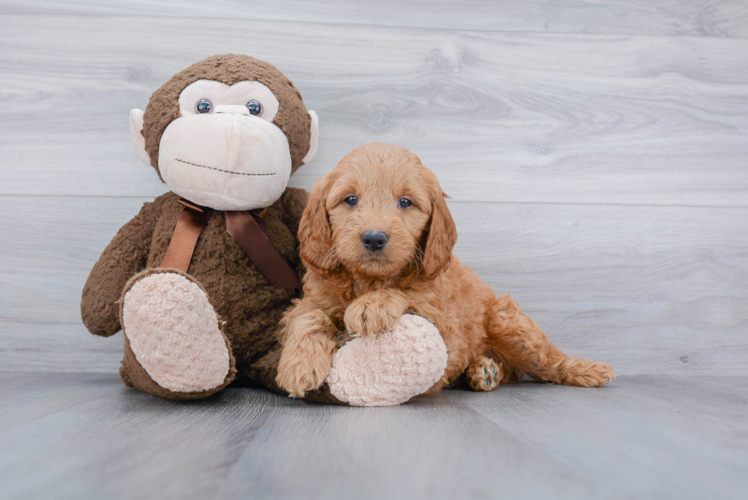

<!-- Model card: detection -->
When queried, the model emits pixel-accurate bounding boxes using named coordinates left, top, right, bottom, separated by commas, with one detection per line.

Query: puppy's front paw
left=276, top=333, right=336, bottom=398
left=344, top=292, right=407, bottom=336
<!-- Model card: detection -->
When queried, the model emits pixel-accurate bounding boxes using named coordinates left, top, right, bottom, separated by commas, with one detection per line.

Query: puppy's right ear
left=299, top=174, right=337, bottom=273
left=421, top=188, right=458, bottom=279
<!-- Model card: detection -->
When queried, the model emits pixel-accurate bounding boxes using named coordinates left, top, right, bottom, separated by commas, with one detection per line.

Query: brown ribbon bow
left=160, top=198, right=301, bottom=289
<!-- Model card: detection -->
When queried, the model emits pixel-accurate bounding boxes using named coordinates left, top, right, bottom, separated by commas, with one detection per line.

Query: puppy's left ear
left=422, top=189, right=458, bottom=279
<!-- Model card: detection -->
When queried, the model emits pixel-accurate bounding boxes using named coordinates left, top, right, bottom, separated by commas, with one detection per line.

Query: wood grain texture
left=2, top=0, right=748, bottom=38
left=1, top=195, right=746, bottom=376
left=0, top=373, right=746, bottom=500
left=0, top=8, right=746, bottom=378
left=1, top=5, right=746, bottom=498
left=1, top=15, right=748, bottom=206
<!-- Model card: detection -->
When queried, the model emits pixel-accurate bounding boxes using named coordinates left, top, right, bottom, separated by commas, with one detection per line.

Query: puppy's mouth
left=175, top=158, right=276, bottom=177
left=362, top=250, right=387, bottom=260
left=348, top=253, right=387, bottom=273
left=348, top=249, right=409, bottom=278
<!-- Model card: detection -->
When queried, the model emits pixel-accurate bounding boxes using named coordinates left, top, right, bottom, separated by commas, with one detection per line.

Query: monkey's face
left=158, top=79, right=292, bottom=211
left=130, top=56, right=319, bottom=211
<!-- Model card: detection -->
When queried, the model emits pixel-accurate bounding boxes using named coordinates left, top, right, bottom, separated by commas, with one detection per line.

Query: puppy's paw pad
left=122, top=272, right=230, bottom=393
left=467, top=357, right=502, bottom=392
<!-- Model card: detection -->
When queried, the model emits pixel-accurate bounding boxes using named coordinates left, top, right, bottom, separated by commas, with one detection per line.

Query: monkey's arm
left=81, top=200, right=159, bottom=337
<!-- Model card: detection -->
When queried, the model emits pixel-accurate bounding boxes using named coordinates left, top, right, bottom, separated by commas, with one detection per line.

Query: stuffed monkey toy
left=81, top=54, right=447, bottom=405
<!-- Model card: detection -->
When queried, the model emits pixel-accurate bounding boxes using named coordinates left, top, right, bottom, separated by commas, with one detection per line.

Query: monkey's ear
left=301, top=110, right=319, bottom=165
left=129, top=108, right=151, bottom=166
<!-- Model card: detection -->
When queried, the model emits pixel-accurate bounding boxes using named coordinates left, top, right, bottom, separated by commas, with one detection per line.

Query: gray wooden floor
left=1, top=373, right=746, bottom=500
left=1, top=1, right=748, bottom=499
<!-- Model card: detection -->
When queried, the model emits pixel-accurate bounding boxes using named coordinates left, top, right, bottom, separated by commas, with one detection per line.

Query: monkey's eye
left=344, top=196, right=358, bottom=206
left=398, top=198, right=413, bottom=208
left=246, top=100, right=263, bottom=116
left=196, top=99, right=213, bottom=114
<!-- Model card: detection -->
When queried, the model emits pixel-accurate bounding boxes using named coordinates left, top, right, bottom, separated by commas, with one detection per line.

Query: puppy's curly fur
left=277, top=143, right=615, bottom=398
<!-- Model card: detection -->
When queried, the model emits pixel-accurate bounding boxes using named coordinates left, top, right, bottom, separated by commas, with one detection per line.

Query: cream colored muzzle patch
left=159, top=113, right=292, bottom=211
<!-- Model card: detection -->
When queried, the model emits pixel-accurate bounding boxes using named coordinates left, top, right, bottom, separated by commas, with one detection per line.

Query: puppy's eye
left=246, top=100, right=263, bottom=116
left=196, top=99, right=213, bottom=114
left=398, top=198, right=413, bottom=208
left=344, top=196, right=358, bottom=206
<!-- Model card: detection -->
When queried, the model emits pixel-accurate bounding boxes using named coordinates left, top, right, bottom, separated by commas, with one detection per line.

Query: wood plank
left=0, top=374, right=586, bottom=500
left=1, top=195, right=746, bottom=376
left=216, top=393, right=588, bottom=500
left=0, top=372, right=122, bottom=432
left=1, top=15, right=748, bottom=206
left=0, top=375, right=289, bottom=500
left=0, top=374, right=746, bottom=500
left=456, top=201, right=748, bottom=376
left=2, top=1, right=748, bottom=38
left=465, top=376, right=748, bottom=499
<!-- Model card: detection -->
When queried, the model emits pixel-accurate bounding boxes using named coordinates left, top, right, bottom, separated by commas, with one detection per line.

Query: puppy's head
left=299, top=142, right=457, bottom=280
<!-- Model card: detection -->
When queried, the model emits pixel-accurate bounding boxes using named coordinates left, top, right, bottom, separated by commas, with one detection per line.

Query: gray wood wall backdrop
left=1, top=1, right=746, bottom=376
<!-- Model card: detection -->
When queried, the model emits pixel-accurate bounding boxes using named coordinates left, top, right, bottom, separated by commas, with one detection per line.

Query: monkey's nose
left=361, top=231, right=388, bottom=252
left=214, top=105, right=250, bottom=116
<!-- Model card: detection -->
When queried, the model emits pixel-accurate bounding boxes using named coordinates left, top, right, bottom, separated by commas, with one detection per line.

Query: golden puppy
left=277, top=142, right=615, bottom=398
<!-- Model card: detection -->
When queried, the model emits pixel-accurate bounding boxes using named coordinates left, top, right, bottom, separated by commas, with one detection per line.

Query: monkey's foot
left=326, top=314, right=448, bottom=406
left=120, top=270, right=235, bottom=397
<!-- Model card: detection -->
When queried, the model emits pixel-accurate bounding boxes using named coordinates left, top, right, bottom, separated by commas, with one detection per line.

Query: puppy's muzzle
left=361, top=231, right=388, bottom=252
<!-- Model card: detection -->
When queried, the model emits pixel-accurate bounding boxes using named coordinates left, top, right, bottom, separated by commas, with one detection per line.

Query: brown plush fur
left=81, top=55, right=340, bottom=401
left=276, top=143, right=615, bottom=398
left=118, top=268, right=237, bottom=400
left=143, top=54, right=311, bottom=179
left=82, top=189, right=309, bottom=397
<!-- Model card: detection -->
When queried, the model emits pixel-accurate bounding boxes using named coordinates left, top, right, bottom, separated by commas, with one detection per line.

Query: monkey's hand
left=344, top=289, right=409, bottom=337
left=81, top=199, right=159, bottom=337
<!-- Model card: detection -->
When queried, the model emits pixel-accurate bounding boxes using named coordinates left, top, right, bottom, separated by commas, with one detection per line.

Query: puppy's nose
left=361, top=231, right=388, bottom=252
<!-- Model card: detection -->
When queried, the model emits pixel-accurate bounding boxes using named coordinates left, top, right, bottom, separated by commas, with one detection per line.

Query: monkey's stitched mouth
left=175, top=158, right=277, bottom=177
